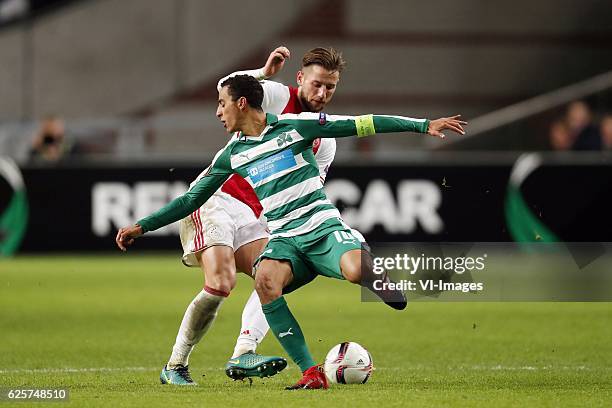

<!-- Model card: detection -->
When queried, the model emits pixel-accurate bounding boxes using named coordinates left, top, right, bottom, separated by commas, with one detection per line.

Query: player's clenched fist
left=115, top=224, right=144, bottom=252
left=427, top=115, right=467, bottom=139
left=262, top=46, right=290, bottom=78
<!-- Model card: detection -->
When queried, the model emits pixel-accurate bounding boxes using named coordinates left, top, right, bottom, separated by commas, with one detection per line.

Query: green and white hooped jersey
left=138, top=112, right=429, bottom=238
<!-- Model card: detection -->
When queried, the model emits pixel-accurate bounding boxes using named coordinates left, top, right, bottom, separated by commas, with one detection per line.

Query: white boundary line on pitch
left=378, top=365, right=602, bottom=371
left=0, top=365, right=603, bottom=374
left=0, top=367, right=158, bottom=374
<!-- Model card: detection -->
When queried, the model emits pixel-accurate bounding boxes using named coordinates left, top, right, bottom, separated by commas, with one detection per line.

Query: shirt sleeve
left=314, top=138, right=336, bottom=183
left=260, top=80, right=290, bottom=114
left=278, top=112, right=430, bottom=140
left=137, top=148, right=233, bottom=233
left=217, top=68, right=267, bottom=91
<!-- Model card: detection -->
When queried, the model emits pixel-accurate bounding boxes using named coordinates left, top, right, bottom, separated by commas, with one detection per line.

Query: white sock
left=167, top=287, right=227, bottom=368
left=231, top=290, right=269, bottom=358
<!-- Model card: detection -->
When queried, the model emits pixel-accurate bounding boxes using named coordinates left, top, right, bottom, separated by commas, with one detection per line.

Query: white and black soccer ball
left=324, top=341, right=373, bottom=384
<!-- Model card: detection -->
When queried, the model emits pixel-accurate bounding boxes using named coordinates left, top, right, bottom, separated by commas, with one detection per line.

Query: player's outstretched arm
left=282, top=112, right=467, bottom=139
left=115, top=151, right=233, bottom=252
left=115, top=172, right=229, bottom=252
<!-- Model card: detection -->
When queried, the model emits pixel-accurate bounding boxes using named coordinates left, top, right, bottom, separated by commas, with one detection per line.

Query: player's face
left=297, top=65, right=340, bottom=112
left=216, top=86, right=243, bottom=133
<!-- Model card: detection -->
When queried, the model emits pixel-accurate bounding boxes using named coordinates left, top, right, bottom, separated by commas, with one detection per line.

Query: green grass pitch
left=1, top=254, right=611, bottom=407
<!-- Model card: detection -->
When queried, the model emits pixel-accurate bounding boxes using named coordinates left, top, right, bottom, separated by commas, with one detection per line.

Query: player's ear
left=238, top=96, right=247, bottom=110
left=296, top=70, right=304, bottom=86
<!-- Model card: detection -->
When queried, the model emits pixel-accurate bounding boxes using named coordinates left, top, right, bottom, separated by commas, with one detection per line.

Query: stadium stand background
left=1, top=0, right=612, bottom=160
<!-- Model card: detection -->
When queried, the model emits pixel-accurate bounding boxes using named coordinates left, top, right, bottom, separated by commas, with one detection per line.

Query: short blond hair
left=302, top=47, right=346, bottom=73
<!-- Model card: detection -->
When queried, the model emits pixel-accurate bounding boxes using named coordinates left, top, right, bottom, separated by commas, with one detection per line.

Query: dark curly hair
left=219, top=74, right=264, bottom=110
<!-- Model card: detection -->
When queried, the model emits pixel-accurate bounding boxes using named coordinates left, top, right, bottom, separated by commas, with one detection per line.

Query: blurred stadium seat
left=1, top=0, right=612, bottom=158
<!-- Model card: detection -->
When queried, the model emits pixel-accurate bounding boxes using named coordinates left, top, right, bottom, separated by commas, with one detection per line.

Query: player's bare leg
left=232, top=239, right=269, bottom=362
left=162, top=246, right=234, bottom=385
left=339, top=249, right=363, bottom=283
left=234, top=238, right=268, bottom=277
left=340, top=249, right=407, bottom=310
left=232, top=238, right=270, bottom=358
left=222, top=239, right=287, bottom=380
left=255, top=260, right=327, bottom=389
left=199, top=245, right=237, bottom=292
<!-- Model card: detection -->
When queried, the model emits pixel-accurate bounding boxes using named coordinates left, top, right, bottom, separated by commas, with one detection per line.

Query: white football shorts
left=179, top=191, right=269, bottom=267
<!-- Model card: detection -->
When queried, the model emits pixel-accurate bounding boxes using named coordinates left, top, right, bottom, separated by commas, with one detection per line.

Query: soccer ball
left=323, top=342, right=373, bottom=384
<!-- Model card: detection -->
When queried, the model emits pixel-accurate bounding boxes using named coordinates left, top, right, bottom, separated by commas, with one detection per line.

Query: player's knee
left=342, top=265, right=362, bottom=284
left=200, top=247, right=238, bottom=290
left=204, top=264, right=236, bottom=294
left=255, top=272, right=282, bottom=302
left=219, top=267, right=237, bottom=293
left=340, top=253, right=363, bottom=284
left=219, top=275, right=236, bottom=294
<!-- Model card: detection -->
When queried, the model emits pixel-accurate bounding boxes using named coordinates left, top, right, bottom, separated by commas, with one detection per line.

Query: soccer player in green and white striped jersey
left=116, top=74, right=466, bottom=389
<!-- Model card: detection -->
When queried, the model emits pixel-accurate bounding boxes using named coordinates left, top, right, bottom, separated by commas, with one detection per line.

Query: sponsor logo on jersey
left=230, top=130, right=304, bottom=168
left=276, top=132, right=294, bottom=147
left=247, top=150, right=297, bottom=184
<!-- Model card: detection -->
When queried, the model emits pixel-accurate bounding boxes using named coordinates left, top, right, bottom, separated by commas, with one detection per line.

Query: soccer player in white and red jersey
left=159, top=47, right=348, bottom=385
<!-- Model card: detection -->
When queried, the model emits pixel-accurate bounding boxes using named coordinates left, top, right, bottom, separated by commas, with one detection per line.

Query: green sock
left=262, top=296, right=316, bottom=372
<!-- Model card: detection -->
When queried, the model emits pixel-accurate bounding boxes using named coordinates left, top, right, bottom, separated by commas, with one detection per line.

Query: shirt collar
left=238, top=113, right=278, bottom=142
left=266, top=113, right=278, bottom=125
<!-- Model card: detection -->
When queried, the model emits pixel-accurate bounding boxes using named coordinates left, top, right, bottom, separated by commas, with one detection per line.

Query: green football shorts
left=255, top=218, right=363, bottom=294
